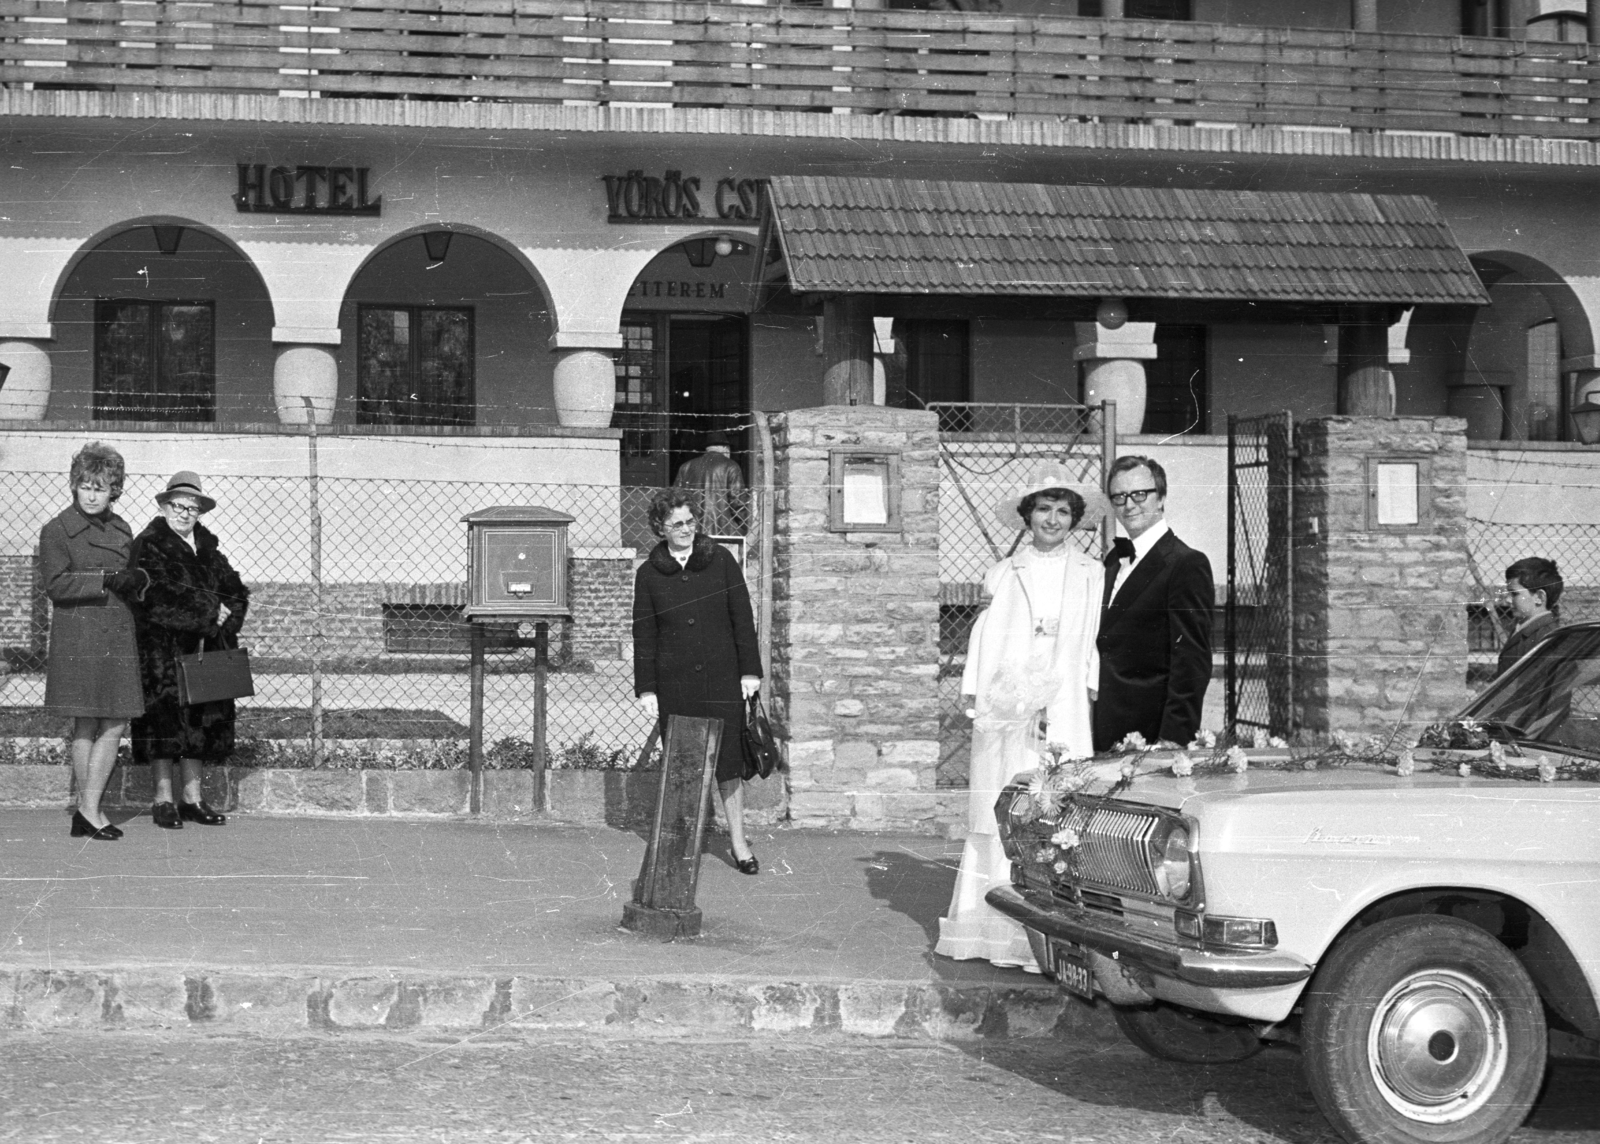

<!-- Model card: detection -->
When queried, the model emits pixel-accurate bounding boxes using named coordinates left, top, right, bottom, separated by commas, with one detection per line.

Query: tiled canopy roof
left=764, top=177, right=1487, bottom=305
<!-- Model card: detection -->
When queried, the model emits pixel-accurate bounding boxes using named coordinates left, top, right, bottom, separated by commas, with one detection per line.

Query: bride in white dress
left=935, top=463, right=1105, bottom=969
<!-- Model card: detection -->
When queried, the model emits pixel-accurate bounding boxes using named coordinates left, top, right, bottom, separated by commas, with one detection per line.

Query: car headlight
left=994, top=789, right=1028, bottom=861
left=1150, top=822, right=1192, bottom=900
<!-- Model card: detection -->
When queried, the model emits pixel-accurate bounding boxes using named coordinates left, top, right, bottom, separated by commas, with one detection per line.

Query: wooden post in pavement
left=622, top=714, right=722, bottom=940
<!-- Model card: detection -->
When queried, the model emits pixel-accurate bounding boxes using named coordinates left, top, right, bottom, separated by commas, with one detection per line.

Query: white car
left=987, top=621, right=1600, bottom=1144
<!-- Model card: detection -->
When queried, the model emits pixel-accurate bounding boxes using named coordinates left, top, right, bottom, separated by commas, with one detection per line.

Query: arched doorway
left=1408, top=252, right=1591, bottom=442
left=615, top=238, right=758, bottom=490
left=52, top=223, right=274, bottom=422
left=340, top=230, right=555, bottom=428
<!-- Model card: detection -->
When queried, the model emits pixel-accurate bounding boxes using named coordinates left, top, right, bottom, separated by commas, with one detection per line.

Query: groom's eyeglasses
left=1108, top=488, right=1159, bottom=507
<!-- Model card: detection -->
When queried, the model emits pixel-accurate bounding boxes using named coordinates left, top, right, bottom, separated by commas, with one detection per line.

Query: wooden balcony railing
left=3, top=0, right=1598, bottom=140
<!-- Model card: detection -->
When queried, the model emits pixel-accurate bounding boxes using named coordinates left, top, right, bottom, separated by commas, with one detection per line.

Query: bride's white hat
left=994, top=461, right=1108, bottom=532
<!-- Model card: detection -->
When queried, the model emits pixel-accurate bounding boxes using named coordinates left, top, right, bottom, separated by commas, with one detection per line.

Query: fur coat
left=128, top=516, right=250, bottom=763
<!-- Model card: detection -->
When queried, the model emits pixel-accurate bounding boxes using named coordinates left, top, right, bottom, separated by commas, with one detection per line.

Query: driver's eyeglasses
left=165, top=503, right=202, bottom=517
left=1108, top=488, right=1159, bottom=507
left=665, top=519, right=696, bottom=531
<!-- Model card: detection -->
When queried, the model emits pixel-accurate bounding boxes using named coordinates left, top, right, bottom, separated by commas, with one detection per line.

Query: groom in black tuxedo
left=1092, top=456, right=1214, bottom=752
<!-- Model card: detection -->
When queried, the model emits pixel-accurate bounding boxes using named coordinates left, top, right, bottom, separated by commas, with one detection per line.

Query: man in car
left=1497, top=556, right=1563, bottom=678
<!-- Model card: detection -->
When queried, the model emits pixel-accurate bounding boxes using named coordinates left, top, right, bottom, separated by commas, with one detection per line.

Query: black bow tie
left=1104, top=537, right=1136, bottom=569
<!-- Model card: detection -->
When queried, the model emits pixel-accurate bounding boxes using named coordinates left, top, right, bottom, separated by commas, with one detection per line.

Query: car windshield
left=1462, top=626, right=1600, bottom=756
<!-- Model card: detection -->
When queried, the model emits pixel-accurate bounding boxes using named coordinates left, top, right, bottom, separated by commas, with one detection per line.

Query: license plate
left=1052, top=941, right=1095, bottom=1000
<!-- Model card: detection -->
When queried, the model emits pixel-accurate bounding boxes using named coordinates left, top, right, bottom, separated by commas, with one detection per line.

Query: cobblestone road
left=3, top=1031, right=1598, bottom=1143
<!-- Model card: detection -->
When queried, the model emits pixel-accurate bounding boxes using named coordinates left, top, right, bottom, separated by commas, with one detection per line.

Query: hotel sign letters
left=234, top=164, right=382, bottom=215
left=602, top=170, right=762, bottom=222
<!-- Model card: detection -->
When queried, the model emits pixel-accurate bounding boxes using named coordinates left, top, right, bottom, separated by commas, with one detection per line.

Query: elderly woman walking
left=129, top=472, right=249, bottom=829
left=41, top=442, right=148, bottom=841
left=632, top=489, right=764, bottom=873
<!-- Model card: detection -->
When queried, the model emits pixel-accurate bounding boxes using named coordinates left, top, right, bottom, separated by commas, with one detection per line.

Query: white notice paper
left=1374, top=462, right=1419, bottom=526
left=842, top=464, right=889, bottom=525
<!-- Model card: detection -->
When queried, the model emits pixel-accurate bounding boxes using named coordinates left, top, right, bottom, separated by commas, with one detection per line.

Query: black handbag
left=741, top=693, right=782, bottom=780
left=175, top=638, right=255, bottom=706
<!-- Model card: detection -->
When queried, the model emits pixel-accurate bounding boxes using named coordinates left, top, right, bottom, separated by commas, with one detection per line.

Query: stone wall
left=1293, top=416, right=1473, bottom=739
left=563, top=551, right=634, bottom=662
left=770, top=406, right=959, bottom=832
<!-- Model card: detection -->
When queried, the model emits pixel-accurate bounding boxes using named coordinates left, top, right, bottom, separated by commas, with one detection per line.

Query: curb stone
left=2, top=968, right=1117, bottom=1042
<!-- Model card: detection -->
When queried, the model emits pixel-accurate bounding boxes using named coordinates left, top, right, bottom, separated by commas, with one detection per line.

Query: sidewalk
left=0, top=809, right=1106, bottom=1042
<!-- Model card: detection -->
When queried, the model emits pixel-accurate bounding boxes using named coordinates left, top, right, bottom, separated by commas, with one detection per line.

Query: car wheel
left=1301, top=916, right=1546, bottom=1144
left=1112, top=1001, right=1264, bottom=1063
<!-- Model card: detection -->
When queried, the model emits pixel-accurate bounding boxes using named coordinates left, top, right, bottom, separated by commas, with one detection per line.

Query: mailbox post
left=462, top=506, right=574, bottom=814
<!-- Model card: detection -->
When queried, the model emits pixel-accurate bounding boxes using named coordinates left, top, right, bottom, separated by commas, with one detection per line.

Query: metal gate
left=931, top=401, right=1114, bottom=785
left=1226, top=411, right=1295, bottom=743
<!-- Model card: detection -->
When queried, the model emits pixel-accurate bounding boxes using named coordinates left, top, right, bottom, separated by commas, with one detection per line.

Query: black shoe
left=152, top=801, right=182, bottom=829
left=734, top=853, right=759, bottom=876
left=70, top=811, right=119, bottom=841
left=178, top=800, right=226, bottom=826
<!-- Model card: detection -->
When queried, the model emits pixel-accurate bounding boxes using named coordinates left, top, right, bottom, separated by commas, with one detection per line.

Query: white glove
left=741, top=677, right=761, bottom=700
left=637, top=693, right=659, bottom=720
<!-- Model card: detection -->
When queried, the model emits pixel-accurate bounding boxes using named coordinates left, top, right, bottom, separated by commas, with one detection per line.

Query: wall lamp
left=152, top=225, right=184, bottom=256
left=1571, top=400, right=1600, bottom=445
left=683, top=236, right=737, bottom=268
left=423, top=231, right=453, bottom=263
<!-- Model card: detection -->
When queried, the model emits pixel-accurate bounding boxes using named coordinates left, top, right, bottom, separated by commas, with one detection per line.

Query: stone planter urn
left=0, top=340, right=53, bottom=420
left=274, top=345, right=337, bottom=424
left=1082, top=359, right=1148, bottom=435
left=552, top=349, right=617, bottom=428
left=1075, top=311, right=1156, bottom=435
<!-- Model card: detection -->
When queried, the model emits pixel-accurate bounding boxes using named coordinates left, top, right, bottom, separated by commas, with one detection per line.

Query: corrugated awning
left=764, top=176, right=1487, bottom=306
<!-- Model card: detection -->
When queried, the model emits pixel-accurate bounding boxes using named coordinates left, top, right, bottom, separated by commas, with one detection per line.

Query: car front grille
left=1056, top=800, right=1161, bottom=897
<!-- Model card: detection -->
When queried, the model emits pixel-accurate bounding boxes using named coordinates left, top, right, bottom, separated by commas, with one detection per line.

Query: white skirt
left=934, top=714, right=1042, bottom=971
left=934, top=830, right=1039, bottom=970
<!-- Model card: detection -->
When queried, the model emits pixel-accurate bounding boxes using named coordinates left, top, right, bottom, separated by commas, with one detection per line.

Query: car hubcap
left=1368, top=969, right=1508, bottom=1123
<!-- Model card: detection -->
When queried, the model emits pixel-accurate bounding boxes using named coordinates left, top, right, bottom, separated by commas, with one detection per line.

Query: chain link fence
left=928, top=402, right=1111, bottom=786
left=1226, top=412, right=1294, bottom=742
left=0, top=462, right=768, bottom=770
left=1465, top=518, right=1600, bottom=684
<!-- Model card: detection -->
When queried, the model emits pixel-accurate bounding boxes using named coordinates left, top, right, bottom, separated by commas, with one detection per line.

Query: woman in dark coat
left=41, top=442, right=148, bottom=841
left=129, top=471, right=249, bottom=829
left=633, top=489, right=764, bottom=873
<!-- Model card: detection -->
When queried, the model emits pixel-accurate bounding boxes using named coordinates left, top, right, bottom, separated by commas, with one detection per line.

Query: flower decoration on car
left=1414, top=722, right=1600, bottom=782
left=1031, top=801, right=1089, bottom=872
left=1050, top=826, right=1080, bottom=850
left=1417, top=718, right=1490, bottom=751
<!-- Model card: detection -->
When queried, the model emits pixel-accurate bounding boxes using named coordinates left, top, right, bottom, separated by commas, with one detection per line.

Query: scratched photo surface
left=6, top=0, right=1600, bottom=1139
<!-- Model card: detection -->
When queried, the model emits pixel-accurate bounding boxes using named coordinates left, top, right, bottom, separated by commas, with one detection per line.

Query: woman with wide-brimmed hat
left=935, top=461, right=1107, bottom=968
left=128, top=471, right=250, bottom=830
